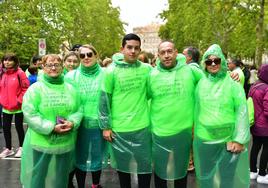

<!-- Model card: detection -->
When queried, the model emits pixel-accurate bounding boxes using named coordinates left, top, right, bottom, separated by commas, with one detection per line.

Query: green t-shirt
left=102, top=59, right=151, bottom=132
left=149, top=61, right=196, bottom=136
left=65, top=66, right=103, bottom=128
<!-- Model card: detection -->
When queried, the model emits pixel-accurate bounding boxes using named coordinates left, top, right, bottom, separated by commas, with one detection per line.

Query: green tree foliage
left=0, top=0, right=124, bottom=64
left=159, top=0, right=266, bottom=66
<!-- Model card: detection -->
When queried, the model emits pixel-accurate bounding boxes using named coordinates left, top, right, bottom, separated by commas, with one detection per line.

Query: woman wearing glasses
left=193, top=44, right=250, bottom=188
left=65, top=44, right=107, bottom=188
left=20, top=54, right=83, bottom=188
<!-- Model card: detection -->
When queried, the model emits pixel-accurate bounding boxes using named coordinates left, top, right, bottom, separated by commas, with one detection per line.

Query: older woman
left=63, top=51, right=80, bottom=74
left=20, top=54, right=83, bottom=188
left=193, top=44, right=250, bottom=188
left=65, top=44, right=107, bottom=188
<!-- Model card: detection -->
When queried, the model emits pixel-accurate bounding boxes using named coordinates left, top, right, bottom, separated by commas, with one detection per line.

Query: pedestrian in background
left=249, top=64, right=268, bottom=184
left=0, top=53, right=29, bottom=158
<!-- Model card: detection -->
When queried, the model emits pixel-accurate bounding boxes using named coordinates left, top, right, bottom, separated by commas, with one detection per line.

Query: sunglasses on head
left=205, top=58, right=221, bottom=66
left=79, top=52, right=94, bottom=59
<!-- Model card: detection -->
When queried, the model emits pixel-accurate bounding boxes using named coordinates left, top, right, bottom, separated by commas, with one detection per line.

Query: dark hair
left=71, top=44, right=82, bottom=51
left=32, top=55, right=41, bottom=64
left=138, top=52, right=149, bottom=63
left=122, top=33, right=141, bottom=47
left=28, top=64, right=38, bottom=75
left=231, top=58, right=242, bottom=67
left=2, top=53, right=20, bottom=68
left=185, top=46, right=200, bottom=63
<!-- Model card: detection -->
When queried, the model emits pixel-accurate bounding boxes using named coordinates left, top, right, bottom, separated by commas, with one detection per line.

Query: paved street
left=0, top=125, right=266, bottom=188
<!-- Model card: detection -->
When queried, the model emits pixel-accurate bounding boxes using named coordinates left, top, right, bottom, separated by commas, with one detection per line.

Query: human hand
left=103, top=129, right=114, bottom=142
left=230, top=72, right=240, bottom=82
left=53, top=120, right=72, bottom=134
left=227, top=142, right=244, bottom=153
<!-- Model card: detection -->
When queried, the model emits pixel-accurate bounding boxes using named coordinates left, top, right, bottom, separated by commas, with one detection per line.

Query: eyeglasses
left=79, top=52, right=94, bottom=59
left=44, top=63, right=62, bottom=69
left=204, top=58, right=221, bottom=66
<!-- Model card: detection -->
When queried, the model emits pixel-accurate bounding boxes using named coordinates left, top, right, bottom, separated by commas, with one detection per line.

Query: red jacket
left=0, top=68, right=30, bottom=111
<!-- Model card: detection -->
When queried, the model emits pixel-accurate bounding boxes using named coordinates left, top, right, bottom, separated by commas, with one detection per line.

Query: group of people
left=0, top=33, right=266, bottom=188
left=99, top=34, right=250, bottom=188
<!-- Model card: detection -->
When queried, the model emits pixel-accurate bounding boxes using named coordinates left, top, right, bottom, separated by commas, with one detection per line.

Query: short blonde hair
left=42, top=54, right=62, bottom=65
left=79, top=44, right=98, bottom=56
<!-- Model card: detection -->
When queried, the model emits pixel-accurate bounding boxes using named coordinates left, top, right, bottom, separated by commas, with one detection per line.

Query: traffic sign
left=39, top=38, right=46, bottom=56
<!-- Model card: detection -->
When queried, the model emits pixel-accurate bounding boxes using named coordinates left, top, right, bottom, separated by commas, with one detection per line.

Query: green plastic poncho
left=194, top=44, right=250, bottom=188
left=20, top=74, right=83, bottom=188
left=65, top=63, right=108, bottom=171
left=99, top=53, right=152, bottom=173
left=148, top=55, right=197, bottom=180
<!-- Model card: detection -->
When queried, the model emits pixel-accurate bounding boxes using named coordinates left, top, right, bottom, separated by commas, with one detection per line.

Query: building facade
left=133, top=23, right=162, bottom=55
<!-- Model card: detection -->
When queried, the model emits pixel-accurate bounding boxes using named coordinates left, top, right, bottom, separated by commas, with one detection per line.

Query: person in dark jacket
left=249, top=64, right=268, bottom=184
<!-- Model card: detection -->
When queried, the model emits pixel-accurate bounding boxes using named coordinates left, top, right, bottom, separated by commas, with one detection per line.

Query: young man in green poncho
left=99, top=33, right=152, bottom=188
left=148, top=40, right=202, bottom=188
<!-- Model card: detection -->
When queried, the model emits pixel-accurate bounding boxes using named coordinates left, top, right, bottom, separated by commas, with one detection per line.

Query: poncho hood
left=201, top=44, right=228, bottom=80
left=258, top=64, right=268, bottom=84
left=112, top=53, right=141, bottom=67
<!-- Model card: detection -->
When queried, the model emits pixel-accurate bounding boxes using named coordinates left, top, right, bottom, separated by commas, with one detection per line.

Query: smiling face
left=121, top=40, right=141, bottom=64
left=64, top=55, right=79, bottom=71
left=2, top=53, right=19, bottom=69
left=158, top=41, right=178, bottom=69
left=205, top=55, right=221, bottom=74
left=42, top=55, right=63, bottom=78
left=3, top=60, right=16, bottom=69
left=79, top=47, right=97, bottom=67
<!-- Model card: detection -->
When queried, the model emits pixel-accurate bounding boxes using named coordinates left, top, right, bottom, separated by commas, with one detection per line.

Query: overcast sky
left=111, top=0, right=168, bottom=33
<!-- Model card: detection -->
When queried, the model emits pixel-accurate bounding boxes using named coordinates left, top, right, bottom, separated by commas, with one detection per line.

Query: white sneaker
left=14, top=147, right=22, bottom=158
left=0, top=148, right=15, bottom=158
left=257, top=174, right=268, bottom=184
left=250, top=170, right=259, bottom=179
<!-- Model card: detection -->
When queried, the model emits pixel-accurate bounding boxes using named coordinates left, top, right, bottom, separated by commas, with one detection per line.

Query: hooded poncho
left=20, top=74, right=83, bottom=188
left=99, top=53, right=152, bottom=173
left=148, top=54, right=198, bottom=180
left=65, top=63, right=108, bottom=171
left=194, top=44, right=250, bottom=188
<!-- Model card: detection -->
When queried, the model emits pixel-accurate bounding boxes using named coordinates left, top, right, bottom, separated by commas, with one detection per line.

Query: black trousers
left=117, top=171, right=151, bottom=188
left=154, top=173, right=187, bottom=188
left=68, top=168, right=102, bottom=188
left=2, top=112, right=24, bottom=149
left=250, top=135, right=268, bottom=176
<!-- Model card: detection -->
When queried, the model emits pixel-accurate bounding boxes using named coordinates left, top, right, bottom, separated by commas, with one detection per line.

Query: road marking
left=1, top=157, right=21, bottom=160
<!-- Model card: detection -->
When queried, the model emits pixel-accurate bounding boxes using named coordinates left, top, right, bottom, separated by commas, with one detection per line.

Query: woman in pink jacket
left=0, top=53, right=29, bottom=158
